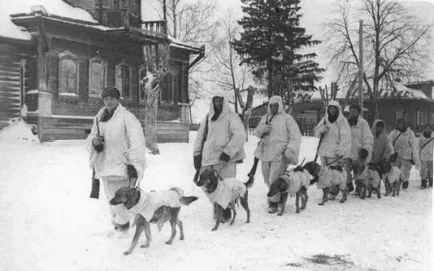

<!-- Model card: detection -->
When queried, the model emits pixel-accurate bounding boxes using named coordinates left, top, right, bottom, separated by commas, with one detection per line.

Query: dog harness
left=384, top=166, right=401, bottom=184
left=279, top=170, right=313, bottom=195
left=205, top=177, right=247, bottom=209
left=317, top=166, right=347, bottom=190
left=128, top=188, right=184, bottom=222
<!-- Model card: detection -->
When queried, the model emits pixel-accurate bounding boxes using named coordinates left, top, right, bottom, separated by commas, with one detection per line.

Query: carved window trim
left=115, top=60, right=132, bottom=100
left=58, top=50, right=79, bottom=97
left=88, top=56, right=108, bottom=98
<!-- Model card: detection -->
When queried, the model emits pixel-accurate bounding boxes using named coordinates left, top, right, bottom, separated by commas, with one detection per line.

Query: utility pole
left=358, top=20, right=364, bottom=111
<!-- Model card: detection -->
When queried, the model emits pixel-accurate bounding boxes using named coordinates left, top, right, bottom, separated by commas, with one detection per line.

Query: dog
left=267, top=166, right=314, bottom=215
left=352, top=160, right=382, bottom=199
left=302, top=161, right=348, bottom=205
left=381, top=160, right=402, bottom=197
left=109, top=186, right=198, bottom=255
left=197, top=168, right=253, bottom=231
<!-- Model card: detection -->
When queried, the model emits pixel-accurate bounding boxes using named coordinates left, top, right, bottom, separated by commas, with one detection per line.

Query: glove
left=193, top=155, right=202, bottom=170
left=389, top=152, right=398, bottom=162
left=283, top=149, right=298, bottom=165
left=359, top=148, right=369, bottom=160
left=92, top=136, right=104, bottom=153
left=219, top=152, right=230, bottom=162
left=126, top=164, right=138, bottom=187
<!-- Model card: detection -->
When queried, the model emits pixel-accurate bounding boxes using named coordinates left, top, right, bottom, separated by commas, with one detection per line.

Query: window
left=161, top=61, right=183, bottom=103
left=88, top=57, right=107, bottom=98
left=58, top=51, right=79, bottom=95
left=115, top=61, right=132, bottom=99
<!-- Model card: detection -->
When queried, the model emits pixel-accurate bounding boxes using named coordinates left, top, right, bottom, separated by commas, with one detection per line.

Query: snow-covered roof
left=0, top=0, right=96, bottom=41
left=168, top=35, right=204, bottom=54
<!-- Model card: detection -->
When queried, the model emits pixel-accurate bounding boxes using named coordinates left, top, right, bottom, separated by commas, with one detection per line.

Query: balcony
left=141, top=20, right=167, bottom=35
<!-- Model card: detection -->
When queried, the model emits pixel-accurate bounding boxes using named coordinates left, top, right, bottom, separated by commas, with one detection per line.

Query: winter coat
left=254, top=96, right=301, bottom=163
left=388, top=127, right=420, bottom=166
left=349, top=116, right=374, bottom=162
left=88, top=104, right=146, bottom=182
left=354, top=166, right=381, bottom=188
left=419, top=136, right=434, bottom=162
left=314, top=100, right=351, bottom=158
left=127, top=188, right=184, bottom=222
left=317, top=166, right=347, bottom=190
left=384, top=166, right=401, bottom=184
left=279, top=169, right=313, bottom=195
left=205, top=178, right=247, bottom=209
left=371, top=119, right=393, bottom=164
left=193, top=94, right=246, bottom=167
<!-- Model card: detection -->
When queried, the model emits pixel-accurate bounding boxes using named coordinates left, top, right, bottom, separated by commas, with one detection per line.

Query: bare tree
left=326, top=0, right=432, bottom=116
left=155, top=0, right=218, bottom=44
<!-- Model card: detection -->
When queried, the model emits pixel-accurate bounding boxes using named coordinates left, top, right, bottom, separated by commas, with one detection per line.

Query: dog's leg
left=367, top=184, right=372, bottom=198
left=301, top=187, right=308, bottom=210
left=124, top=216, right=146, bottom=255
left=361, top=184, right=366, bottom=199
left=340, top=187, right=347, bottom=203
left=319, top=188, right=329, bottom=206
left=240, top=191, right=250, bottom=224
left=392, top=182, right=396, bottom=197
left=384, top=179, right=390, bottom=196
left=140, top=220, right=152, bottom=248
left=397, top=179, right=402, bottom=196
left=376, top=184, right=381, bottom=199
left=230, top=203, right=237, bottom=225
left=166, top=208, right=180, bottom=245
left=295, top=191, right=301, bottom=214
left=212, top=203, right=222, bottom=231
left=278, top=192, right=288, bottom=216
left=177, top=219, right=184, bottom=240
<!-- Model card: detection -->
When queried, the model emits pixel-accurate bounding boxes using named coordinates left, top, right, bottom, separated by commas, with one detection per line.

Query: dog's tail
left=180, top=196, right=198, bottom=205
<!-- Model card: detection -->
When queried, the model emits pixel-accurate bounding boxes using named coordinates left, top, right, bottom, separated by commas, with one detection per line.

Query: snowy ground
left=0, top=123, right=433, bottom=271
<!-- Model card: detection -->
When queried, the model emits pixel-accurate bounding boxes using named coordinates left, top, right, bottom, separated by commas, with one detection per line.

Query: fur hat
left=101, top=87, right=120, bottom=99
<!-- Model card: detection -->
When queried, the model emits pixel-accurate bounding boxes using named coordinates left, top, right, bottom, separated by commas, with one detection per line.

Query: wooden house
left=0, top=0, right=205, bottom=142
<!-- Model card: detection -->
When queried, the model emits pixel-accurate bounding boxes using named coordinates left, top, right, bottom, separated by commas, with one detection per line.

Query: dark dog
left=267, top=166, right=313, bottom=215
left=109, top=186, right=197, bottom=255
left=302, top=161, right=348, bottom=205
left=352, top=160, right=382, bottom=199
left=197, top=169, right=253, bottom=231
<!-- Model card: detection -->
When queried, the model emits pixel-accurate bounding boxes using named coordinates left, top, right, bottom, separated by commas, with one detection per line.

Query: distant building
left=250, top=81, right=434, bottom=135
left=0, top=0, right=205, bottom=142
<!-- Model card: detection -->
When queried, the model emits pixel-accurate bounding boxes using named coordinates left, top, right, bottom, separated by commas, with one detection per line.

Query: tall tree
left=326, top=0, right=431, bottom=117
left=233, top=0, right=324, bottom=102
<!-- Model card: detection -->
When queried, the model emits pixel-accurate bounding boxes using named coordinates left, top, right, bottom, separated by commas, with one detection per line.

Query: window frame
left=115, top=60, right=133, bottom=100
left=88, top=56, right=108, bottom=99
left=58, top=50, right=80, bottom=97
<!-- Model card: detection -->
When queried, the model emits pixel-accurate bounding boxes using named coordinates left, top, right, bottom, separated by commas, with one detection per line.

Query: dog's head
left=378, top=159, right=392, bottom=174
left=352, top=159, right=366, bottom=175
left=302, top=161, right=321, bottom=184
left=109, top=186, right=140, bottom=210
left=267, top=176, right=289, bottom=197
left=198, top=168, right=219, bottom=193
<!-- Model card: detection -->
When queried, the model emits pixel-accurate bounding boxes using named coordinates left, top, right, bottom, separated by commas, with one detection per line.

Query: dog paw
left=166, top=241, right=173, bottom=245
left=246, top=220, right=250, bottom=224
left=318, top=202, right=324, bottom=206
left=123, top=251, right=131, bottom=256
left=212, top=228, right=217, bottom=231
left=296, top=209, right=300, bottom=214
left=140, top=244, right=149, bottom=248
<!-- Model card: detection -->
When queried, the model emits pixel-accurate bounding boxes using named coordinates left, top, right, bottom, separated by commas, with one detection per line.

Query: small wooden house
left=0, top=0, right=204, bottom=142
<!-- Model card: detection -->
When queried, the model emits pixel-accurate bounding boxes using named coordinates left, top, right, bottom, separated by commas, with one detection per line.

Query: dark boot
left=421, top=179, right=427, bottom=189
left=402, top=181, right=409, bottom=189
left=114, top=221, right=130, bottom=232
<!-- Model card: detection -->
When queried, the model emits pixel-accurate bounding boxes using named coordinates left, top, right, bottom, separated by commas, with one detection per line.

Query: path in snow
left=0, top=133, right=432, bottom=271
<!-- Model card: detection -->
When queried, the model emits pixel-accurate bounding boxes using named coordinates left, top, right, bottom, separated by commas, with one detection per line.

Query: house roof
left=168, top=36, right=205, bottom=54
left=0, top=0, right=96, bottom=41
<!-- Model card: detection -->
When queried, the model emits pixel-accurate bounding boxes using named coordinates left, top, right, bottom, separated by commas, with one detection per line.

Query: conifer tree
left=233, top=0, right=324, bottom=101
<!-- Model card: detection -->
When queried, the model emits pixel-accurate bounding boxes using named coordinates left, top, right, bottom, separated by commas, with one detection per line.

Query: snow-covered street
left=0, top=123, right=432, bottom=271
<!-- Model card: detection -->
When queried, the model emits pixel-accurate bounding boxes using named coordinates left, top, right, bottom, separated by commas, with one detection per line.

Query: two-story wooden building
left=0, top=0, right=204, bottom=142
